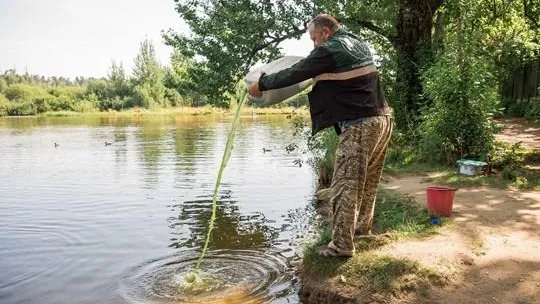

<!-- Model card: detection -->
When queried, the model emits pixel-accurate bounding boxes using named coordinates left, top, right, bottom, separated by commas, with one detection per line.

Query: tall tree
left=0, top=78, right=7, bottom=93
left=107, top=61, right=131, bottom=97
left=164, top=0, right=314, bottom=106
left=163, top=50, right=201, bottom=106
left=132, top=39, right=166, bottom=108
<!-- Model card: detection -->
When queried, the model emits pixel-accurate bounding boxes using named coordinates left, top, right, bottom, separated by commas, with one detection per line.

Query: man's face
left=309, top=25, right=331, bottom=47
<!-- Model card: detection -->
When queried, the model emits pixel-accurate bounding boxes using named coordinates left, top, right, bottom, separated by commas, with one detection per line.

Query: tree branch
left=264, top=29, right=277, bottom=40
left=243, top=27, right=307, bottom=73
left=260, top=27, right=306, bottom=50
left=342, top=17, right=396, bottom=45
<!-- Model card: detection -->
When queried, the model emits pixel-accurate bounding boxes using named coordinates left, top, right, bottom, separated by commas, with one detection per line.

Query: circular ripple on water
left=119, top=249, right=294, bottom=304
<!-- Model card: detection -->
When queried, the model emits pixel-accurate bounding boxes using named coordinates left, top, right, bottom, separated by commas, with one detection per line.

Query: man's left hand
left=248, top=81, right=263, bottom=98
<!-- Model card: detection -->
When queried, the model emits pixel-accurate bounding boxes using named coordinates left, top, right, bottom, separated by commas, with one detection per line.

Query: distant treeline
left=0, top=39, right=309, bottom=117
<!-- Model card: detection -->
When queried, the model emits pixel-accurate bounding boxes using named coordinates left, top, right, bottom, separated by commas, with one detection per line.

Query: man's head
left=308, top=14, right=340, bottom=47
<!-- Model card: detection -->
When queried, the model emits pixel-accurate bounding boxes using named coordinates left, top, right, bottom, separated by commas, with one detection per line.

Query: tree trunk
left=433, top=10, right=445, bottom=54
left=392, top=0, right=443, bottom=130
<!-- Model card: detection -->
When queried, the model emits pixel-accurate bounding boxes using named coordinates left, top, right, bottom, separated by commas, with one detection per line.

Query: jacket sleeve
left=259, top=46, right=335, bottom=91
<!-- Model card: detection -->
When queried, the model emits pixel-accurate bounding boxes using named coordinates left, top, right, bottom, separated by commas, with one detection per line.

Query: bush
left=489, top=141, right=524, bottom=171
left=2, top=84, right=55, bottom=114
left=86, top=79, right=111, bottom=100
left=290, top=115, right=339, bottom=188
left=0, top=78, right=7, bottom=93
left=282, top=92, right=309, bottom=108
left=165, top=88, right=185, bottom=106
left=133, top=85, right=154, bottom=108
left=48, top=86, right=84, bottom=99
left=7, top=100, right=36, bottom=116
left=72, top=100, right=97, bottom=113
left=489, top=141, right=526, bottom=181
left=524, top=97, right=540, bottom=122
left=0, top=94, right=8, bottom=116
left=504, top=97, right=540, bottom=122
left=420, top=53, right=499, bottom=164
left=384, top=131, right=419, bottom=168
left=3, top=83, right=49, bottom=102
left=48, top=95, right=75, bottom=111
left=98, top=96, right=131, bottom=111
left=33, top=98, right=51, bottom=113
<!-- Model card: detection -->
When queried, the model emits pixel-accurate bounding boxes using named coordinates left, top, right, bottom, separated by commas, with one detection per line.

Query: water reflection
left=135, top=124, right=168, bottom=189
left=113, top=127, right=128, bottom=168
left=168, top=195, right=280, bottom=251
left=172, top=126, right=215, bottom=177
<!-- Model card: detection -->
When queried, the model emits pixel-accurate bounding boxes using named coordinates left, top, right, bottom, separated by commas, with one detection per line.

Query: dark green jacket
left=259, top=28, right=390, bottom=135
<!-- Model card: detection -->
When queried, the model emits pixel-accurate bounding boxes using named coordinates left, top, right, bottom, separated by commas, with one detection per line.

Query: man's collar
left=332, top=27, right=347, bottom=38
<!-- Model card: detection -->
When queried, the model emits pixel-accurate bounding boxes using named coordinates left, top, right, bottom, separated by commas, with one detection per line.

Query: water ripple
left=119, top=249, right=294, bottom=304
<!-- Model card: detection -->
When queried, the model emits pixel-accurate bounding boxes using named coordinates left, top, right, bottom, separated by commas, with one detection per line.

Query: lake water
left=0, top=114, right=317, bottom=304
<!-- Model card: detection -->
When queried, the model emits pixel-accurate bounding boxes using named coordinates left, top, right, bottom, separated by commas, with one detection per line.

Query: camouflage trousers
left=328, top=115, right=393, bottom=256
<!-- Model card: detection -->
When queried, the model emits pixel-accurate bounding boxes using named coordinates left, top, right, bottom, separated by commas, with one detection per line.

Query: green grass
left=384, top=162, right=448, bottom=176
left=340, top=254, right=444, bottom=292
left=315, top=188, right=442, bottom=240
left=302, top=231, right=395, bottom=277
left=302, top=188, right=447, bottom=294
left=302, top=244, right=445, bottom=293
left=374, top=188, right=442, bottom=239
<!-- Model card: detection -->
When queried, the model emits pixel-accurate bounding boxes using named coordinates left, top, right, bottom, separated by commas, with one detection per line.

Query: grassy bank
left=302, top=188, right=448, bottom=295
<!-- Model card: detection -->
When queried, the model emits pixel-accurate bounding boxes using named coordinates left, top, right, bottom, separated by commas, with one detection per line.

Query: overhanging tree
left=164, top=0, right=314, bottom=107
left=164, top=0, right=539, bottom=128
left=165, top=0, right=444, bottom=123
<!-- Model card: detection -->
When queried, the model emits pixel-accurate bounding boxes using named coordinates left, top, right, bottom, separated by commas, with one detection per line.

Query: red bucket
left=426, top=186, right=457, bottom=217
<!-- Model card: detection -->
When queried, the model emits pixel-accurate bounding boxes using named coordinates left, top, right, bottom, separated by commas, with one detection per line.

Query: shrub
left=0, top=94, right=8, bottom=116
left=290, top=115, right=339, bottom=188
left=489, top=141, right=524, bottom=171
left=7, top=100, right=36, bottom=116
left=421, top=53, right=499, bottom=164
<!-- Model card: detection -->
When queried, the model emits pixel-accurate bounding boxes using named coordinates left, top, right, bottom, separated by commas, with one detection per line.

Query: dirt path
left=378, top=118, right=540, bottom=303
left=382, top=175, right=540, bottom=304
left=496, top=118, right=540, bottom=150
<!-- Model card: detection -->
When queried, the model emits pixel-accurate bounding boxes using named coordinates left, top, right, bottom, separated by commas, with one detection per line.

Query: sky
left=0, top=0, right=312, bottom=79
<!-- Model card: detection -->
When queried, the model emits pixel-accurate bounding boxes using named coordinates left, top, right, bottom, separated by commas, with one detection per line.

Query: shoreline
left=0, top=106, right=310, bottom=118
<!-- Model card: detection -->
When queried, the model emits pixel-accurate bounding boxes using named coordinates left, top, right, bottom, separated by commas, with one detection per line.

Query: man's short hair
left=309, top=14, right=340, bottom=32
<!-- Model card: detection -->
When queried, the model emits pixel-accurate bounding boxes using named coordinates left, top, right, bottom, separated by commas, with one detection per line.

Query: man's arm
left=258, top=46, right=335, bottom=91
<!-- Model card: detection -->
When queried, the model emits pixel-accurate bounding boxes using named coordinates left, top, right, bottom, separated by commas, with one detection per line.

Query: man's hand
left=248, top=81, right=263, bottom=98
